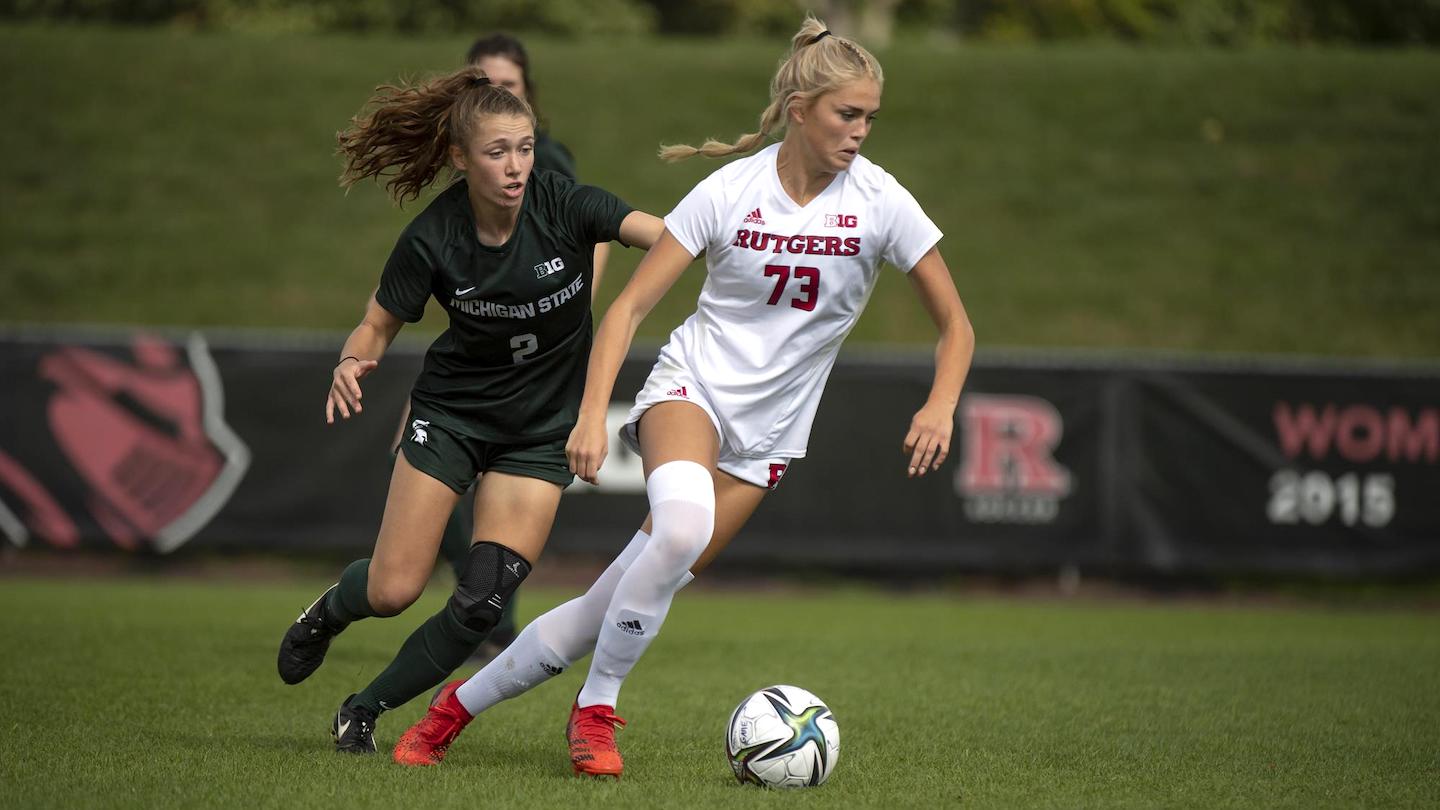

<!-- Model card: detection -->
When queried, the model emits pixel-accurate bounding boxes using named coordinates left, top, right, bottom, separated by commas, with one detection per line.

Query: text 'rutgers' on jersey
left=655, top=142, right=942, bottom=460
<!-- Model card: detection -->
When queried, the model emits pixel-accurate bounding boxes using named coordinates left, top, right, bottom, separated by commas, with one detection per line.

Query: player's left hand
left=903, top=401, right=953, bottom=478
left=566, top=411, right=609, bottom=485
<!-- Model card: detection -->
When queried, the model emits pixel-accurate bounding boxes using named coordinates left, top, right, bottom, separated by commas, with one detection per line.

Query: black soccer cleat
left=332, top=694, right=378, bottom=754
left=277, top=584, right=343, bottom=685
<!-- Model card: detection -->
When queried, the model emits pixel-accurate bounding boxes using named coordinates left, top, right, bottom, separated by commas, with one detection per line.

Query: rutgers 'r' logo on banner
left=955, top=394, right=1072, bottom=524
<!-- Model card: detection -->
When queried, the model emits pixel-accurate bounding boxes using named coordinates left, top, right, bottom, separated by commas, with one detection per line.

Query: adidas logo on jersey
left=616, top=619, right=645, bottom=636
left=666, top=385, right=689, bottom=398
left=742, top=207, right=766, bottom=225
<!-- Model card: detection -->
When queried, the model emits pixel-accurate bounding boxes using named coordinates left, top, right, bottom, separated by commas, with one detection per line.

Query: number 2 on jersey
left=510, top=333, right=538, bottom=363
left=764, top=264, right=819, bottom=312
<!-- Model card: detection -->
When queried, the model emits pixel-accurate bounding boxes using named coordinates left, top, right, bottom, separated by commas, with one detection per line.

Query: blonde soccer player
left=394, top=15, right=975, bottom=774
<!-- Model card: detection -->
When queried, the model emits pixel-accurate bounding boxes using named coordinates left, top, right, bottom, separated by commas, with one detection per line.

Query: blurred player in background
left=395, top=15, right=975, bottom=775
left=274, top=65, right=663, bottom=755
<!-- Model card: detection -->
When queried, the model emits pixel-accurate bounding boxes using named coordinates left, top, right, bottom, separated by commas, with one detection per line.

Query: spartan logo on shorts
left=0, top=332, right=250, bottom=554
left=410, top=419, right=431, bottom=445
left=954, top=394, right=1072, bottom=525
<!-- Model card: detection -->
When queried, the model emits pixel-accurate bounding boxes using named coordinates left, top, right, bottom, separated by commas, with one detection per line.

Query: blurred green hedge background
left=2, top=3, right=1437, bottom=356
left=4, top=0, right=1439, bottom=43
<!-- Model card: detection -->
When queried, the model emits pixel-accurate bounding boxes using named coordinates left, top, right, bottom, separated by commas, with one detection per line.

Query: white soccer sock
left=577, top=460, right=714, bottom=709
left=454, top=530, right=650, bottom=716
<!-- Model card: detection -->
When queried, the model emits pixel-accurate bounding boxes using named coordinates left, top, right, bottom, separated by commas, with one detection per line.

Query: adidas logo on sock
left=616, top=619, right=645, bottom=636
left=541, top=662, right=565, bottom=676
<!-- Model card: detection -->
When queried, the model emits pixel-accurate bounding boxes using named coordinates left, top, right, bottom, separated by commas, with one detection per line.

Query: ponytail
left=659, top=14, right=881, bottom=163
left=338, top=66, right=534, bottom=204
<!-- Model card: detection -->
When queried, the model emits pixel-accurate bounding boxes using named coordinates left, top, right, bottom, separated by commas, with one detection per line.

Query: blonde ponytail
left=659, top=14, right=882, bottom=163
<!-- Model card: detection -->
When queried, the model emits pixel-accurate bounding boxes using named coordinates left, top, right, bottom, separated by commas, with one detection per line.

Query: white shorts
left=619, top=357, right=792, bottom=491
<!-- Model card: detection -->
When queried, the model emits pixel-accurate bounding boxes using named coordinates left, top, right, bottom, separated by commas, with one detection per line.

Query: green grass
left=2, top=577, right=1437, bottom=808
left=1, top=26, right=1438, bottom=357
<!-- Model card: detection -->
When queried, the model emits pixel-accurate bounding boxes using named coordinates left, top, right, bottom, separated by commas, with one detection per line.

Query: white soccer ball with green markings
left=725, top=685, right=840, bottom=788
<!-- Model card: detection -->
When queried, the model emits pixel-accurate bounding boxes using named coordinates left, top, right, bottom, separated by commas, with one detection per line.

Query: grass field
left=2, top=25, right=1438, bottom=357
left=2, top=576, right=1437, bottom=808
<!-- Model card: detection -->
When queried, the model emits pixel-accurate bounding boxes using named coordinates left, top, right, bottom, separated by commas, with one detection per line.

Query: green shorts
left=398, top=404, right=573, bottom=493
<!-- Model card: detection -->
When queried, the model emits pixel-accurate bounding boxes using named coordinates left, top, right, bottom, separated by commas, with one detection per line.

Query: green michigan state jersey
left=376, top=169, right=632, bottom=442
left=534, top=131, right=577, bottom=180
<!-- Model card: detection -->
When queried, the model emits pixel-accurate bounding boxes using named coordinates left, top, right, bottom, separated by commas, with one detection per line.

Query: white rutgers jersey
left=656, top=143, right=943, bottom=459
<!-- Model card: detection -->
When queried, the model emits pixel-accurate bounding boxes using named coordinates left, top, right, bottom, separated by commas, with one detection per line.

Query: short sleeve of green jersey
left=563, top=181, right=633, bottom=247
left=375, top=232, right=434, bottom=323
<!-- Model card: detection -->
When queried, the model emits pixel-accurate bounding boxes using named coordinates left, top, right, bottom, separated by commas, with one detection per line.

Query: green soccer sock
left=351, top=602, right=488, bottom=715
left=322, top=558, right=377, bottom=628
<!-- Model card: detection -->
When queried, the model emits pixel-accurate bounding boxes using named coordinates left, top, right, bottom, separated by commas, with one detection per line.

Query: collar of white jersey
left=761, top=143, right=860, bottom=213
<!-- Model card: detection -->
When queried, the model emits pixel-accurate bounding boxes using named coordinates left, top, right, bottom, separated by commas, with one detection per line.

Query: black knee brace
left=446, top=541, right=531, bottom=634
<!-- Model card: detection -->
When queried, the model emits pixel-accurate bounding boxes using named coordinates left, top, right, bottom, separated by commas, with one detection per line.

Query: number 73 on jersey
left=764, top=264, right=819, bottom=312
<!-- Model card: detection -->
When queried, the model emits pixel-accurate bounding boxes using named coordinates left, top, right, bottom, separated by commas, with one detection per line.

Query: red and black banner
left=1125, top=367, right=1439, bottom=573
left=2, top=328, right=1437, bottom=576
left=0, top=331, right=251, bottom=553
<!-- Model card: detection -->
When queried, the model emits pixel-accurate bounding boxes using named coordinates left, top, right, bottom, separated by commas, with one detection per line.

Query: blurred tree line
left=3, top=0, right=1438, bottom=45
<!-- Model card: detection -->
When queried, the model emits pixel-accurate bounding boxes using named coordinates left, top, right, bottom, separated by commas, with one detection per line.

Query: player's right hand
left=326, top=357, right=379, bottom=423
left=566, top=413, right=609, bottom=485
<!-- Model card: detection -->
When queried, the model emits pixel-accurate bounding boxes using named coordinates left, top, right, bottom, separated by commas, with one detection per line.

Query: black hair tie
left=809, top=30, right=831, bottom=45
left=470, top=74, right=491, bottom=87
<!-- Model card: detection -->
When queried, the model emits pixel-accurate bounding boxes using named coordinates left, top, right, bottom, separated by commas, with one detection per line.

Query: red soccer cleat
left=392, top=681, right=473, bottom=767
left=567, top=702, right=627, bottom=778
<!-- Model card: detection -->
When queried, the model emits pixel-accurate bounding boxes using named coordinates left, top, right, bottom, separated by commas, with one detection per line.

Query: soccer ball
left=725, top=685, right=840, bottom=788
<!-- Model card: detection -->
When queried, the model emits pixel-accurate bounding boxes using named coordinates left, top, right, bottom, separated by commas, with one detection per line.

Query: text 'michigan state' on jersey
left=656, top=142, right=943, bottom=460
left=376, top=169, right=632, bottom=443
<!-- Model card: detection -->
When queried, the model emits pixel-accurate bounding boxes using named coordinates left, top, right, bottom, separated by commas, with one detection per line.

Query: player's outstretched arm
left=617, top=211, right=666, bottom=252
left=902, top=246, right=974, bottom=478
left=592, top=212, right=663, bottom=300
left=326, top=291, right=405, bottom=424
left=567, top=230, right=695, bottom=483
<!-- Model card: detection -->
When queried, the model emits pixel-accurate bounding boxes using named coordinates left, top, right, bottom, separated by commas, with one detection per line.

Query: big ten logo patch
left=534, top=256, right=565, bottom=279
left=954, top=394, right=1072, bottom=524
left=824, top=214, right=858, bottom=228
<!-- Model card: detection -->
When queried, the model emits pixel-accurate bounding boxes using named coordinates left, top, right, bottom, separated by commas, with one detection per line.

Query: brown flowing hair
left=658, top=14, right=883, bottom=162
left=338, top=66, right=535, bottom=204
